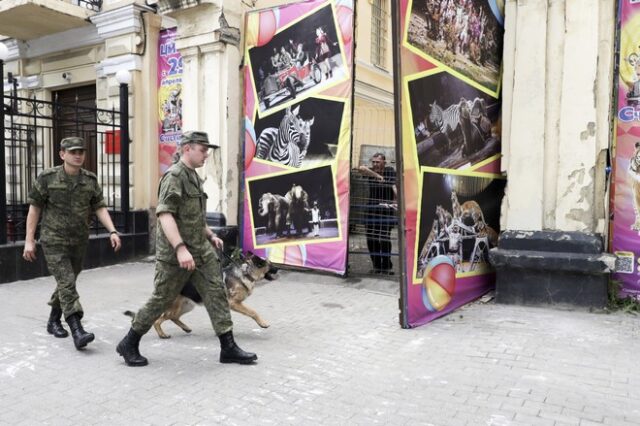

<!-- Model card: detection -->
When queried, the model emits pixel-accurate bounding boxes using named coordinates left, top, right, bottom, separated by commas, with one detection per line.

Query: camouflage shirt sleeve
left=27, top=173, right=49, bottom=207
left=156, top=173, right=183, bottom=215
left=90, top=179, right=107, bottom=211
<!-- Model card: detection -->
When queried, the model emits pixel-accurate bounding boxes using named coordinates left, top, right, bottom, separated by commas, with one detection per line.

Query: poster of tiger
left=242, top=0, right=354, bottom=275
left=394, top=0, right=506, bottom=327
left=611, top=0, right=640, bottom=299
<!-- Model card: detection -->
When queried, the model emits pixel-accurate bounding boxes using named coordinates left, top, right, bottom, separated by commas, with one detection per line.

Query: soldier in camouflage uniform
left=116, top=131, right=257, bottom=367
left=23, top=137, right=122, bottom=350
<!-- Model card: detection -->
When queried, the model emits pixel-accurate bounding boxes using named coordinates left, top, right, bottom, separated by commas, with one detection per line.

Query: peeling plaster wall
left=502, top=0, right=615, bottom=234
left=169, top=1, right=243, bottom=225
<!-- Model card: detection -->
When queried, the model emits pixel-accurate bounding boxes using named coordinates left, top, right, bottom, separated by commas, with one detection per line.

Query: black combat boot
left=116, top=328, right=148, bottom=367
left=46, top=307, right=69, bottom=338
left=65, top=313, right=95, bottom=350
left=218, top=331, right=258, bottom=364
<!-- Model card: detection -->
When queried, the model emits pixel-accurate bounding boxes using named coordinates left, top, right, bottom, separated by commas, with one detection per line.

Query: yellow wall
left=352, top=97, right=395, bottom=165
left=353, top=0, right=393, bottom=93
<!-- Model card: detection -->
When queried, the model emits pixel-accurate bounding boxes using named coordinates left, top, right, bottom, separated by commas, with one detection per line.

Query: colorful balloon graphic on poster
left=611, top=1, right=640, bottom=299
left=242, top=0, right=354, bottom=275
left=157, top=28, right=184, bottom=176
left=395, top=0, right=506, bottom=327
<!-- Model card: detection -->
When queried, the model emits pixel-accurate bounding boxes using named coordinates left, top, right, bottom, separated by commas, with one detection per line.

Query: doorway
left=52, top=85, right=98, bottom=174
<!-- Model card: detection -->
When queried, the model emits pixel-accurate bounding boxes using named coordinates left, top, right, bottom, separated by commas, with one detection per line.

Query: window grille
left=371, top=0, right=388, bottom=69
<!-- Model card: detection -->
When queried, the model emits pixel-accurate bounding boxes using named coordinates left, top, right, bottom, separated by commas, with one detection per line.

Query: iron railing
left=349, top=170, right=399, bottom=276
left=1, top=91, right=128, bottom=244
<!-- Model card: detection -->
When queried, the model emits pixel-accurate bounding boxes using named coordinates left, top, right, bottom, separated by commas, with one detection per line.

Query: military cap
left=60, top=137, right=86, bottom=151
left=180, top=131, right=217, bottom=148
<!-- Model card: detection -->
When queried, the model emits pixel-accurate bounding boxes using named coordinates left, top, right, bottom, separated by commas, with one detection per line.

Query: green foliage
left=608, top=279, right=640, bottom=314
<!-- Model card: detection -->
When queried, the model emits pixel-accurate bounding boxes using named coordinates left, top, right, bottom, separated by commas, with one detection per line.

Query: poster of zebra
left=610, top=0, right=640, bottom=299
left=394, top=0, right=505, bottom=328
left=242, top=0, right=354, bottom=275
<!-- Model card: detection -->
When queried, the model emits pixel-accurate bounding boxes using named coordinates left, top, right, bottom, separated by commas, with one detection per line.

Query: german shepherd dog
left=126, top=251, right=278, bottom=339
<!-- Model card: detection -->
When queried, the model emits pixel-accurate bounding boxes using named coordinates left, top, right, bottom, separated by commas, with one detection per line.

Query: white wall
left=501, top=0, right=615, bottom=234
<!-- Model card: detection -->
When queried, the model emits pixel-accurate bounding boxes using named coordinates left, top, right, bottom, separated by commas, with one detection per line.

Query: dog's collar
left=238, top=266, right=259, bottom=291
left=242, top=271, right=256, bottom=281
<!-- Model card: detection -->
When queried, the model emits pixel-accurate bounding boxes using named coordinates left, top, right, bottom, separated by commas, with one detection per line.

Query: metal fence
left=349, top=170, right=399, bottom=276
left=1, top=92, right=127, bottom=244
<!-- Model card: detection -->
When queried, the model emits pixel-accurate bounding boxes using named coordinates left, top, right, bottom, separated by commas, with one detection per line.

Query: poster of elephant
left=246, top=165, right=340, bottom=247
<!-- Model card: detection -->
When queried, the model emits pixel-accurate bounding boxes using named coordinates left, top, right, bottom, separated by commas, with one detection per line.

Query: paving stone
left=1, top=263, right=639, bottom=424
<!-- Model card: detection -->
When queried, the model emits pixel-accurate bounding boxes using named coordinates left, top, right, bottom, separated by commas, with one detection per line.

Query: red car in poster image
left=260, top=59, right=323, bottom=109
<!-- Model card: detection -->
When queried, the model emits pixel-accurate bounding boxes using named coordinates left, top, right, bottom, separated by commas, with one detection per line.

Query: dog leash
left=215, top=247, right=244, bottom=268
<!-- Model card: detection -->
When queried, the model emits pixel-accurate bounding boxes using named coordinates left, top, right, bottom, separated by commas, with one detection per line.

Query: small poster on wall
left=157, top=28, right=184, bottom=175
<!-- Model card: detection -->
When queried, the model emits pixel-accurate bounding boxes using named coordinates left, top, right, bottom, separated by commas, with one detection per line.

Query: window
left=371, top=0, right=388, bottom=69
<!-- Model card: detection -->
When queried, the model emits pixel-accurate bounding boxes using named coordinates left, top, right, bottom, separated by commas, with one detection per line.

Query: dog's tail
left=123, top=310, right=135, bottom=318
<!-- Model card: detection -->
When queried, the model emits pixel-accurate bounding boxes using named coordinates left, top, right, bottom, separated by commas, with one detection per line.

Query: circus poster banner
left=157, top=28, right=184, bottom=175
left=242, top=0, right=354, bottom=275
left=395, top=0, right=506, bottom=327
left=611, top=1, right=640, bottom=299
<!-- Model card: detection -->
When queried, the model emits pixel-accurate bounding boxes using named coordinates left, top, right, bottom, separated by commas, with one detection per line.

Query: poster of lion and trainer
left=414, top=169, right=505, bottom=279
left=246, top=165, right=341, bottom=248
left=405, top=0, right=504, bottom=95
left=407, top=69, right=501, bottom=169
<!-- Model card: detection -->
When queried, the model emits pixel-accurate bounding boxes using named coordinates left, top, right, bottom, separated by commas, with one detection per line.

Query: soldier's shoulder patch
left=80, top=169, right=98, bottom=180
left=169, top=165, right=183, bottom=177
left=39, top=167, right=59, bottom=177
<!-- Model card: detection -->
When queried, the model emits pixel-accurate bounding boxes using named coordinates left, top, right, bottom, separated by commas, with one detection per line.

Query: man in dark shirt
left=357, top=153, right=397, bottom=274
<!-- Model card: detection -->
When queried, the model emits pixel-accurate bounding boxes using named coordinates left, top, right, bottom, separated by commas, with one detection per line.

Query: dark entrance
left=52, top=85, right=98, bottom=174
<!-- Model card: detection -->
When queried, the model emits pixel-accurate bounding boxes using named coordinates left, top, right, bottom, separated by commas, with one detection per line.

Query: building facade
left=0, top=0, right=395, bottom=280
left=2, top=0, right=619, bottom=301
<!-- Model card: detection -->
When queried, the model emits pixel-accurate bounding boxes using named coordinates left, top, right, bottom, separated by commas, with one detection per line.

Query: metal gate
left=348, top=100, right=399, bottom=277
left=1, top=83, right=128, bottom=244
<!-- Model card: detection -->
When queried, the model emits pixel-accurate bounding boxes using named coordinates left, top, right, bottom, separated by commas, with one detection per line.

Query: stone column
left=93, top=3, right=160, bottom=211
left=166, top=1, right=243, bottom=225
left=491, top=0, right=617, bottom=308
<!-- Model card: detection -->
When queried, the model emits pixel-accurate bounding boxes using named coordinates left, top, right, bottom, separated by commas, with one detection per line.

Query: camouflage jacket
left=156, top=161, right=215, bottom=264
left=27, top=166, right=106, bottom=246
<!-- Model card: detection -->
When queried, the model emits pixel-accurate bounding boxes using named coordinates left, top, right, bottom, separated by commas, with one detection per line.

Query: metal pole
left=390, top=1, right=408, bottom=328
left=119, top=82, right=130, bottom=233
left=0, top=59, right=7, bottom=245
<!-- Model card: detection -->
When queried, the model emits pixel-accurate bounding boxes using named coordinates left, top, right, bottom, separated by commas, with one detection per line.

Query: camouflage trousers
left=131, top=256, right=233, bottom=336
left=42, top=243, right=86, bottom=319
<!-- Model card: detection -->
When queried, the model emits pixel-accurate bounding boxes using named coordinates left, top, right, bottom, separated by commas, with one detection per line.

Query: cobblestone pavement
left=1, top=260, right=639, bottom=425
